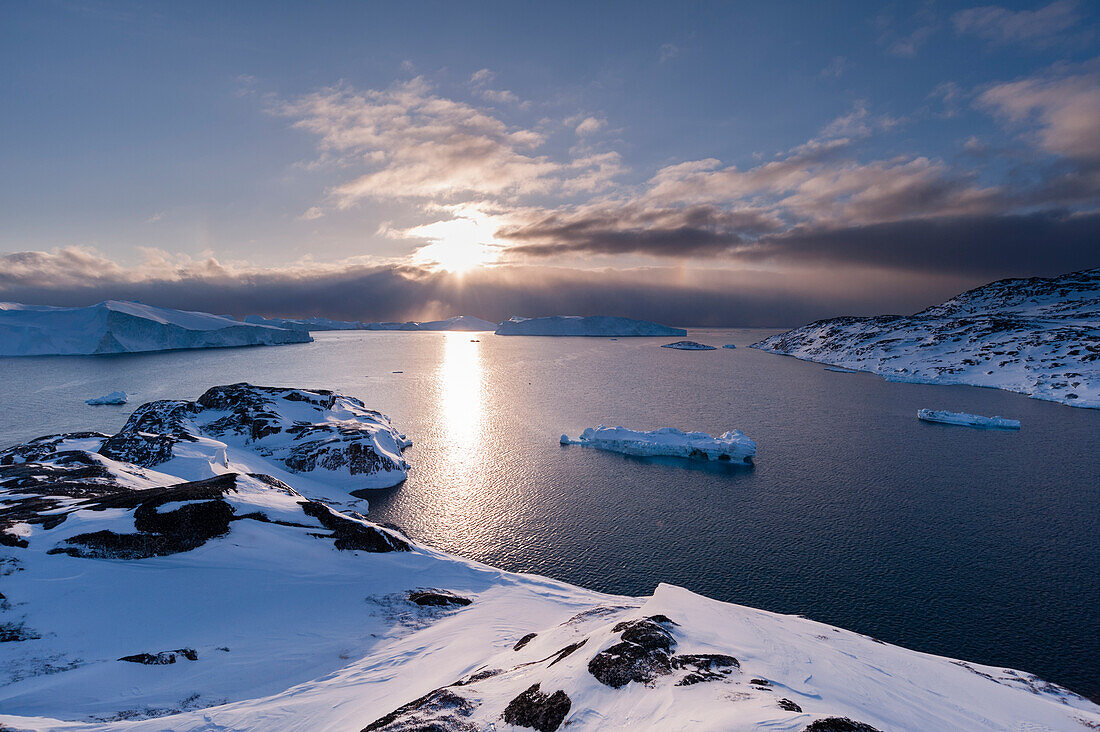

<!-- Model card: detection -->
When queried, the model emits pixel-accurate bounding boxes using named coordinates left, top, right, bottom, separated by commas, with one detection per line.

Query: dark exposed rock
left=0, top=530, right=28, bottom=548
left=588, top=616, right=677, bottom=688
left=0, top=621, right=41, bottom=642
left=301, top=502, right=410, bottom=552
left=513, top=632, right=538, bottom=651
left=548, top=639, right=587, bottom=666
left=453, top=668, right=501, bottom=686
left=778, top=698, right=803, bottom=712
left=502, top=683, right=571, bottom=732
left=361, top=688, right=477, bottom=732
left=671, top=653, right=739, bottom=685
left=119, top=649, right=198, bottom=665
left=802, top=718, right=883, bottom=732
left=406, top=588, right=472, bottom=607
left=750, top=678, right=772, bottom=687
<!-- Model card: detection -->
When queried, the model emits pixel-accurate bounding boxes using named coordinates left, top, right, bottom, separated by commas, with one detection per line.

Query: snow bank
left=752, top=267, right=1099, bottom=408
left=85, top=391, right=127, bottom=405
left=917, top=409, right=1021, bottom=429
left=0, top=301, right=312, bottom=356
left=561, top=425, right=756, bottom=464
left=661, top=340, right=716, bottom=350
left=496, top=315, right=686, bottom=337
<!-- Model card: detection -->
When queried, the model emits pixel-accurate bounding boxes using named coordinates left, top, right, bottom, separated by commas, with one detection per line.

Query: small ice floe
left=825, top=366, right=859, bottom=374
left=560, top=425, right=755, bottom=464
left=722, top=344, right=736, bottom=349
left=661, top=341, right=716, bottom=351
left=85, top=391, right=127, bottom=405
left=917, top=409, right=1021, bottom=429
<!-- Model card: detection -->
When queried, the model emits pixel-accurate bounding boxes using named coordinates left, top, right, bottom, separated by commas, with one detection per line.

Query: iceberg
left=917, top=409, right=1021, bottom=429
left=0, top=301, right=312, bottom=357
left=495, top=315, right=686, bottom=337
left=85, top=391, right=127, bottom=405
left=825, top=366, right=859, bottom=374
left=722, top=343, right=736, bottom=349
left=561, top=425, right=756, bottom=464
left=661, top=340, right=716, bottom=350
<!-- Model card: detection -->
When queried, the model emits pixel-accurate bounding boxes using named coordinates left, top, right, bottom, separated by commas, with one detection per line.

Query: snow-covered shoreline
left=751, top=268, right=1099, bottom=408
left=1, top=385, right=1096, bottom=730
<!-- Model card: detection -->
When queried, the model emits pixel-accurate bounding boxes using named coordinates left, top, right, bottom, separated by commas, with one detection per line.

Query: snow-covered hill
left=0, top=301, right=312, bottom=356
left=1, top=385, right=1096, bottom=730
left=752, top=268, right=1099, bottom=408
left=496, top=316, right=686, bottom=337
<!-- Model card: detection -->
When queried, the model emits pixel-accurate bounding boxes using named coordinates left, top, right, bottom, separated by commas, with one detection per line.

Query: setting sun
left=408, top=211, right=501, bottom=273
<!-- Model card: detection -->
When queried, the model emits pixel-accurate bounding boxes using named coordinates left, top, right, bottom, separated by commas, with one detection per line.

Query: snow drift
left=0, top=301, right=312, bottom=356
left=751, top=268, right=1099, bottom=408
left=495, top=316, right=686, bottom=337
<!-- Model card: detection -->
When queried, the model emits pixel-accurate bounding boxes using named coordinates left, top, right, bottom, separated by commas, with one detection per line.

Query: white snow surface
left=0, top=301, right=312, bottom=356
left=496, top=316, right=686, bottom=337
left=0, top=388, right=1096, bottom=730
left=917, top=409, right=1022, bottom=429
left=661, top=340, right=717, bottom=350
left=751, top=268, right=1100, bottom=408
left=85, top=392, right=127, bottom=406
left=561, top=425, right=756, bottom=464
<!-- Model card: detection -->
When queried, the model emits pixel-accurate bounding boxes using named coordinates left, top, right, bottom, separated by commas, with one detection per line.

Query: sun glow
left=408, top=211, right=501, bottom=273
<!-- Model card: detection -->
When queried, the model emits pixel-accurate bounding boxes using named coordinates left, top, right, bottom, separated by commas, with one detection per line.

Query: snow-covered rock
left=917, top=409, right=1021, bottom=429
left=496, top=316, right=686, bottom=337
left=0, top=387, right=1096, bottom=730
left=0, top=301, right=312, bottom=357
left=751, top=268, right=1099, bottom=408
left=85, top=391, right=127, bottom=406
left=561, top=425, right=756, bottom=464
left=661, top=340, right=716, bottom=350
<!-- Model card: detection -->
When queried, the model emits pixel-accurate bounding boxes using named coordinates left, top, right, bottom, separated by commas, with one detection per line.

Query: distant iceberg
left=246, top=314, right=498, bottom=332
left=825, top=366, right=859, bottom=373
left=561, top=425, right=755, bottom=464
left=661, top=340, right=716, bottom=350
left=495, top=315, right=686, bottom=337
left=917, top=409, right=1021, bottom=429
left=0, top=301, right=312, bottom=357
left=85, top=391, right=127, bottom=405
left=722, top=344, right=736, bottom=349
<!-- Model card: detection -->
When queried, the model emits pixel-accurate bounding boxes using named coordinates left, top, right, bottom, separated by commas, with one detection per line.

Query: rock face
left=752, top=267, right=1100, bottom=408
left=0, top=300, right=312, bottom=356
left=495, top=316, right=686, bottom=337
left=98, top=383, right=412, bottom=487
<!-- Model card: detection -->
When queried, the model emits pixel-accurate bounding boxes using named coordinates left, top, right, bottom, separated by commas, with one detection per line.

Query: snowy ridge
left=0, top=387, right=1097, bottom=730
left=0, top=301, right=312, bottom=356
left=561, top=425, right=756, bottom=464
left=496, top=316, right=686, bottom=337
left=751, top=268, right=1100, bottom=408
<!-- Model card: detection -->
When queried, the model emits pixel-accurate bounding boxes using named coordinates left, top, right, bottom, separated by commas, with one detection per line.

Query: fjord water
left=1, top=330, right=1097, bottom=700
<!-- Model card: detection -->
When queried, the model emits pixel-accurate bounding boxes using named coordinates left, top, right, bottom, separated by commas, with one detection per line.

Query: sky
left=2, top=0, right=1098, bottom=326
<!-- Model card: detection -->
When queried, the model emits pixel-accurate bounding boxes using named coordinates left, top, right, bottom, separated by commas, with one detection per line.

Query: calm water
left=1, top=330, right=1098, bottom=699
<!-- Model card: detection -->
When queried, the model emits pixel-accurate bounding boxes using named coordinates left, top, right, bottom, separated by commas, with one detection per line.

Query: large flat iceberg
left=917, top=409, right=1021, bottom=429
left=0, top=301, right=312, bottom=356
left=496, top=315, right=686, bottom=337
left=561, top=425, right=756, bottom=464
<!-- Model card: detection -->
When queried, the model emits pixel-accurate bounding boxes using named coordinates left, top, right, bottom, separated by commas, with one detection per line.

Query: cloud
left=574, top=116, right=605, bottom=136
left=297, top=206, right=324, bottom=221
left=819, top=56, right=850, bottom=79
left=952, top=0, right=1081, bottom=46
left=145, top=212, right=165, bottom=223
left=0, top=246, right=1012, bottom=326
left=278, top=78, right=617, bottom=206
left=978, top=66, right=1100, bottom=162
left=658, top=43, right=679, bottom=63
